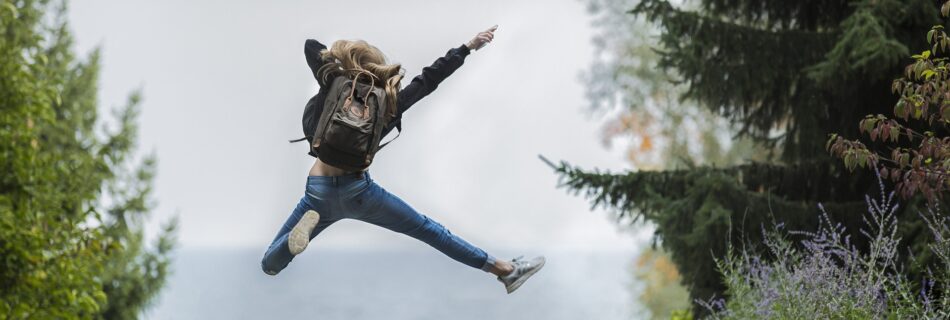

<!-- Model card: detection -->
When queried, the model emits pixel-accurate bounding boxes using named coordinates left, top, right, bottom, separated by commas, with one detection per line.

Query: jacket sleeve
left=396, top=44, right=471, bottom=116
left=304, top=39, right=329, bottom=85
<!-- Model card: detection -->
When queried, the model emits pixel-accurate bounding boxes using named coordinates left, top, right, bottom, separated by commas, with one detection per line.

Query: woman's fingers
left=480, top=25, right=497, bottom=40
left=468, top=25, right=498, bottom=50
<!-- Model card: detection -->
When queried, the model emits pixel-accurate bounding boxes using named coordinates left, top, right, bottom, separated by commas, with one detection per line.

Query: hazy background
left=67, top=0, right=648, bottom=318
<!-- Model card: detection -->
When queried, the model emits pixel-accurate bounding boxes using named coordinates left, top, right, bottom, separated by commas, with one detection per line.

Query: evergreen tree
left=582, top=0, right=763, bottom=317
left=554, top=0, right=946, bottom=312
left=0, top=1, right=175, bottom=318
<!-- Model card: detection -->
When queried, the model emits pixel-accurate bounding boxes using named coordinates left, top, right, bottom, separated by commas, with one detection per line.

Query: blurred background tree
left=0, top=0, right=176, bottom=318
left=629, top=248, right=691, bottom=319
left=561, top=0, right=948, bottom=315
left=582, top=0, right=763, bottom=171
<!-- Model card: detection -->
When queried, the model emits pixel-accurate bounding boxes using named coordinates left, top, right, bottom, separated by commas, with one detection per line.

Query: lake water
left=146, top=247, right=642, bottom=319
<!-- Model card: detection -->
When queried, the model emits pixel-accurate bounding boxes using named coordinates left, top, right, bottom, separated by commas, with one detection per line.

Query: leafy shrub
left=828, top=1, right=950, bottom=201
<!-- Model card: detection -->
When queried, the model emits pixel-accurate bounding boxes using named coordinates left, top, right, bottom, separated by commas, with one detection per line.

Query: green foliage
left=546, top=159, right=888, bottom=307
left=631, top=0, right=939, bottom=160
left=807, top=0, right=931, bottom=87
left=829, top=3, right=950, bottom=201
left=561, top=0, right=950, bottom=315
left=0, top=0, right=175, bottom=318
left=582, top=0, right=765, bottom=314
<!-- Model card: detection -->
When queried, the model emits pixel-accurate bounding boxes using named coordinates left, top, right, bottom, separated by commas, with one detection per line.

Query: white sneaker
left=288, top=210, right=320, bottom=255
left=498, top=255, right=546, bottom=294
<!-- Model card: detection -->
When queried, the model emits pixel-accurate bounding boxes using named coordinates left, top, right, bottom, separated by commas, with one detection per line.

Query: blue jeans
left=261, top=172, right=496, bottom=275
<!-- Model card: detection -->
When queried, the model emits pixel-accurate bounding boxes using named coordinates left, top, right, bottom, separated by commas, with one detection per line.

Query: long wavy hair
left=317, top=40, right=404, bottom=116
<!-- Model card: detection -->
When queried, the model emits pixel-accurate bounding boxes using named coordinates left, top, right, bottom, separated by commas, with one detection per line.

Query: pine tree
left=554, top=0, right=946, bottom=312
left=0, top=1, right=175, bottom=318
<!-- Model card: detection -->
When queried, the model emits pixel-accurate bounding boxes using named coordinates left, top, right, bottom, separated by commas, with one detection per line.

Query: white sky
left=67, top=0, right=645, bottom=253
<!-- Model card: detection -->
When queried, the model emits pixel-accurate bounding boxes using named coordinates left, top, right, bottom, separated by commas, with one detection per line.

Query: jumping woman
left=260, top=26, right=545, bottom=294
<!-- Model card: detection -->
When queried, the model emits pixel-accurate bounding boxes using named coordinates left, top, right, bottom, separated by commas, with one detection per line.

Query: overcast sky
left=66, top=0, right=642, bottom=254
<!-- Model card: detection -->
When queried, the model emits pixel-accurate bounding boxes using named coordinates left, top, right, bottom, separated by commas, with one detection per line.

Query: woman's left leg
left=261, top=194, right=338, bottom=275
left=346, top=179, right=496, bottom=272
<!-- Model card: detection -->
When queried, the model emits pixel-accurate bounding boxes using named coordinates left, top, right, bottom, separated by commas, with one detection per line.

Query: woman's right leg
left=345, top=178, right=497, bottom=272
left=261, top=195, right=337, bottom=275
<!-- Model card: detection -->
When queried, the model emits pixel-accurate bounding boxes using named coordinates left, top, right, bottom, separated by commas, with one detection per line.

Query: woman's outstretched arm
left=304, top=39, right=328, bottom=84
left=395, top=26, right=497, bottom=116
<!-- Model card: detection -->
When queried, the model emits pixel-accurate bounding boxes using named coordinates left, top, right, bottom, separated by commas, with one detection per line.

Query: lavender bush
left=703, top=174, right=950, bottom=319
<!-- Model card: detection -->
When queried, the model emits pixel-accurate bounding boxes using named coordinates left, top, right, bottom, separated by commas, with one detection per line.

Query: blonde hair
left=317, top=40, right=404, bottom=116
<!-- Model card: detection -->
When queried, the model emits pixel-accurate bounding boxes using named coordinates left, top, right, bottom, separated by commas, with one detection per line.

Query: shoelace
left=509, top=256, right=528, bottom=276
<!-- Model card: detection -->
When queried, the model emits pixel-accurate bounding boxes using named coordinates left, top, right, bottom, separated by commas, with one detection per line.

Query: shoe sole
left=288, top=210, right=320, bottom=255
left=506, top=256, right=546, bottom=294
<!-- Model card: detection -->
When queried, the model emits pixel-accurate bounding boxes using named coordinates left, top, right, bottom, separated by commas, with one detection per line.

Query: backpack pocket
left=325, top=110, right=374, bottom=156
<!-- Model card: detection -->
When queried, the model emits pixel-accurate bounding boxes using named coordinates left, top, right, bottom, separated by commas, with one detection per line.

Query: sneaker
left=288, top=210, right=320, bottom=255
left=498, top=255, right=546, bottom=294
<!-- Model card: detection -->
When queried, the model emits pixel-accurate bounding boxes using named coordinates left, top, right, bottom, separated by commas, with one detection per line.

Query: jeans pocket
left=344, top=180, right=380, bottom=213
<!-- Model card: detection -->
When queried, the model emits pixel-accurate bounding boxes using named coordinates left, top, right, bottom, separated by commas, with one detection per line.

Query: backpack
left=296, top=70, right=398, bottom=171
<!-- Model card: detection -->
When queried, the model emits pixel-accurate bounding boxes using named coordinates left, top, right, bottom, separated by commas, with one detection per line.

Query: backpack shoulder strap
left=378, top=129, right=400, bottom=150
left=310, top=75, right=350, bottom=148
left=377, top=119, right=402, bottom=150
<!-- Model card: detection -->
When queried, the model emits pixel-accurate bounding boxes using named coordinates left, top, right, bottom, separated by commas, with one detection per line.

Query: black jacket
left=302, top=39, right=472, bottom=158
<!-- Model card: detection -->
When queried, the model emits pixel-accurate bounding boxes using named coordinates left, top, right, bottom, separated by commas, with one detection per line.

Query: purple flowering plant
left=703, top=171, right=950, bottom=319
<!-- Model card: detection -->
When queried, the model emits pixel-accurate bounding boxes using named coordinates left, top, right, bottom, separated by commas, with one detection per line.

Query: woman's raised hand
left=467, top=25, right=498, bottom=51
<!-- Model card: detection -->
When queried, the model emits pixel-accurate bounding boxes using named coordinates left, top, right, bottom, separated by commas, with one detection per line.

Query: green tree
left=0, top=1, right=175, bottom=318
left=553, top=0, right=946, bottom=314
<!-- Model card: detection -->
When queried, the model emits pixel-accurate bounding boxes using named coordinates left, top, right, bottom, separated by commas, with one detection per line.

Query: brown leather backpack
left=309, top=70, right=396, bottom=171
